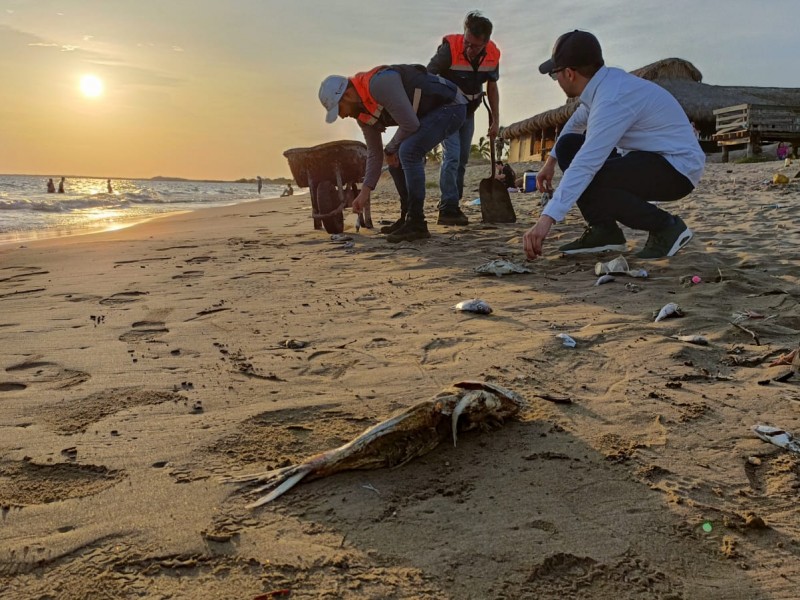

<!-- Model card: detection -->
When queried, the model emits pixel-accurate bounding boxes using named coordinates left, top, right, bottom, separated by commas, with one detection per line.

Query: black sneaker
left=437, top=208, right=469, bottom=226
left=379, top=217, right=406, bottom=234
left=386, top=220, right=431, bottom=243
left=636, top=216, right=692, bottom=259
left=558, top=224, right=627, bottom=255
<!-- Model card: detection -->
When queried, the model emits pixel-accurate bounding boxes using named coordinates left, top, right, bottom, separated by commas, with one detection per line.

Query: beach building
left=502, top=58, right=800, bottom=162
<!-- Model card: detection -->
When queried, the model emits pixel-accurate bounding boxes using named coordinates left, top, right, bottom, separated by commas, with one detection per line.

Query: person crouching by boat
left=318, top=65, right=467, bottom=243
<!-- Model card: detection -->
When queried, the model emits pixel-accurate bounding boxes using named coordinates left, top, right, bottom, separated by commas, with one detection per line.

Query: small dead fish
left=594, top=274, right=615, bottom=286
left=556, top=333, right=577, bottom=347
left=282, top=339, right=308, bottom=349
left=454, top=299, right=493, bottom=314
left=223, top=381, right=526, bottom=507
left=674, top=334, right=708, bottom=346
left=627, top=269, right=648, bottom=278
left=474, top=259, right=532, bottom=277
left=330, top=234, right=353, bottom=243
left=654, top=302, right=683, bottom=322
left=752, top=425, right=800, bottom=455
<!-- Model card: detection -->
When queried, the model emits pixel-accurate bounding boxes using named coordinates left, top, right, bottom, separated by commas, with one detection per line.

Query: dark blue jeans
left=388, top=103, right=467, bottom=221
left=556, top=133, right=694, bottom=231
left=439, top=111, right=475, bottom=210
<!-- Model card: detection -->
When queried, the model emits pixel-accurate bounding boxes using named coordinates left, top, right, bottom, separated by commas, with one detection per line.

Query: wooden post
left=721, top=146, right=729, bottom=163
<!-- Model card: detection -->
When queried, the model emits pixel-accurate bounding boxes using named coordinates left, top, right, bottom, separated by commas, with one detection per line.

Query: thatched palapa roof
left=502, top=58, right=800, bottom=139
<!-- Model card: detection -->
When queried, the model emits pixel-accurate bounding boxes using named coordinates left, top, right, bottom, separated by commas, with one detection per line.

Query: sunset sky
left=2, top=0, right=799, bottom=181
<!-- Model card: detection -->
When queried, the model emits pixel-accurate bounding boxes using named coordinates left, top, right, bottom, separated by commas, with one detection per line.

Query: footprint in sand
left=172, top=270, right=204, bottom=280
left=186, top=256, right=213, bottom=264
left=99, top=291, right=149, bottom=306
left=118, top=321, right=169, bottom=343
left=0, top=382, right=27, bottom=392
left=5, top=360, right=90, bottom=390
left=38, top=387, right=186, bottom=435
left=0, top=459, right=123, bottom=507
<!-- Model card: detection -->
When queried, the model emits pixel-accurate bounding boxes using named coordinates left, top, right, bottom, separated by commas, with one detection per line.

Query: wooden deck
left=712, top=104, right=800, bottom=161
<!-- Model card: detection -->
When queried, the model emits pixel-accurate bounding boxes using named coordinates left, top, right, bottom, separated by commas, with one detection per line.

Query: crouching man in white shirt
left=523, top=30, right=705, bottom=260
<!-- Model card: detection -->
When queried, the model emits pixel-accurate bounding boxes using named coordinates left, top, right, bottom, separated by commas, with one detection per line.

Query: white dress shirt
left=543, top=66, right=705, bottom=223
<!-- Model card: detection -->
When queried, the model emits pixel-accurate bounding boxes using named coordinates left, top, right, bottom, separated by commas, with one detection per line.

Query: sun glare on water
left=79, top=74, right=104, bottom=98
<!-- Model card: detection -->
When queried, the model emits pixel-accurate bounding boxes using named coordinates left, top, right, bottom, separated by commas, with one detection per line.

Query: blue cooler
left=523, top=172, right=538, bottom=193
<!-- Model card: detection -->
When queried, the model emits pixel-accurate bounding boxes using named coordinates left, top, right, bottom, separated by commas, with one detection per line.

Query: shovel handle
left=484, top=97, right=496, bottom=173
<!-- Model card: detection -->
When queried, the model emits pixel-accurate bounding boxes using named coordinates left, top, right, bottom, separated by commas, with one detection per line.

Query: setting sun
left=79, top=74, right=104, bottom=98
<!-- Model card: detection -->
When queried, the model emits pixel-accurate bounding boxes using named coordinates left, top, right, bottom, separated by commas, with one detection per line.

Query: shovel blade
left=479, top=178, right=516, bottom=223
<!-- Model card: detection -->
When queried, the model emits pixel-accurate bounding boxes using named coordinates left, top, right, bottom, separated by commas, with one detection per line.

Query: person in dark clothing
left=319, top=64, right=467, bottom=243
left=47, top=178, right=56, bottom=193
left=58, top=177, right=65, bottom=193
left=495, top=161, right=516, bottom=189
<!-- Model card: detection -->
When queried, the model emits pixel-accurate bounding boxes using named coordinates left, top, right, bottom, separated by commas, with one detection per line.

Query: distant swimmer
left=257, top=175, right=263, bottom=194
left=58, top=177, right=65, bottom=193
left=280, top=182, right=294, bottom=197
left=47, top=178, right=56, bottom=193
left=107, top=179, right=113, bottom=193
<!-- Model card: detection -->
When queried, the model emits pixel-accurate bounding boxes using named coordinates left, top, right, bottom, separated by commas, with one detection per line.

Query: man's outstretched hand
left=523, top=215, right=556, bottom=259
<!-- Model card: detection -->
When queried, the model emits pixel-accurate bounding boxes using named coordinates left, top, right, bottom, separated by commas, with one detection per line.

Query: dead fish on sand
left=454, top=299, right=493, bottom=314
left=474, top=259, right=532, bottom=277
left=594, top=274, right=615, bottom=286
left=752, top=425, right=800, bottom=455
left=654, top=302, right=684, bottom=322
left=223, top=381, right=526, bottom=508
left=673, top=334, right=708, bottom=346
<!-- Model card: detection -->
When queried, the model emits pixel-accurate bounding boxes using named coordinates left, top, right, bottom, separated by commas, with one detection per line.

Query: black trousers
left=556, top=134, right=694, bottom=232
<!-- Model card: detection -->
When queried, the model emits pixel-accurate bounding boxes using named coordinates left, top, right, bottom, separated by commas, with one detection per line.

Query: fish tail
left=247, top=467, right=312, bottom=508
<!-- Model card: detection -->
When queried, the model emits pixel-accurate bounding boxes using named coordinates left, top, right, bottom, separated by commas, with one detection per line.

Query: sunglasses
left=549, top=68, right=567, bottom=80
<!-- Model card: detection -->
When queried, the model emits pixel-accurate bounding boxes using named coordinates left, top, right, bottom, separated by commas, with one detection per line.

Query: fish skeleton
left=223, top=381, right=526, bottom=508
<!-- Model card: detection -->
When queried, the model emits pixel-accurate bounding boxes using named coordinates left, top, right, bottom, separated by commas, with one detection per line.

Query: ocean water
left=0, top=175, right=286, bottom=245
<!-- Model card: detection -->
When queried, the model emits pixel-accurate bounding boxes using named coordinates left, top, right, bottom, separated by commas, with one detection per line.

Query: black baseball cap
left=538, top=30, right=604, bottom=75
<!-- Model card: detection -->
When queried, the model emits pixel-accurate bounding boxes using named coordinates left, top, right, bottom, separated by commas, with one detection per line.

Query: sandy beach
left=1, top=159, right=799, bottom=599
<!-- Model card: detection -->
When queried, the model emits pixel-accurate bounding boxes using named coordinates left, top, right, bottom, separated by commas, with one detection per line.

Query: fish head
left=449, top=382, right=527, bottom=446
left=453, top=381, right=527, bottom=415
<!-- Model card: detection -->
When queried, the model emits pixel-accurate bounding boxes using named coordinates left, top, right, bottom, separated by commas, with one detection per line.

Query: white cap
left=319, top=75, right=348, bottom=123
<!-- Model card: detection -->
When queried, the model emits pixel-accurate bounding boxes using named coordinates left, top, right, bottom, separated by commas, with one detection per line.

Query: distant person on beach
left=47, top=178, right=56, bottom=193
left=257, top=175, right=263, bottom=194
left=280, top=183, right=293, bottom=197
left=427, top=11, right=500, bottom=226
left=58, top=177, right=65, bottom=193
left=523, top=30, right=704, bottom=260
left=318, top=65, right=466, bottom=242
left=107, top=179, right=113, bottom=193
left=777, top=142, right=789, bottom=160
left=495, top=160, right=516, bottom=190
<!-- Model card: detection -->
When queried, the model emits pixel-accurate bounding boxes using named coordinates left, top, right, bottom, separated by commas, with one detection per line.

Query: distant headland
left=150, top=176, right=294, bottom=184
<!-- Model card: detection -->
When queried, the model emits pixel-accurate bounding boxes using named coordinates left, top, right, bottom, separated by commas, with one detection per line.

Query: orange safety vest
left=350, top=66, right=390, bottom=126
left=443, top=33, right=500, bottom=101
left=350, top=65, right=432, bottom=127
